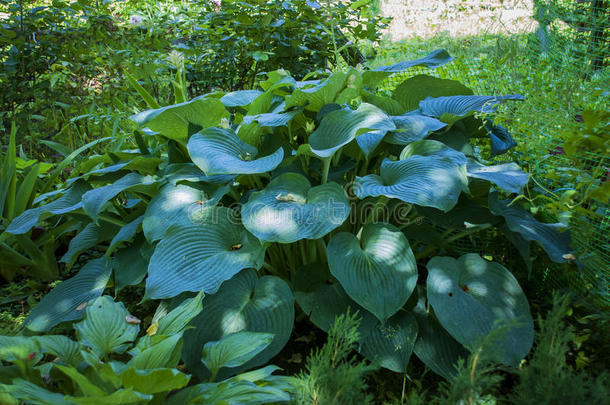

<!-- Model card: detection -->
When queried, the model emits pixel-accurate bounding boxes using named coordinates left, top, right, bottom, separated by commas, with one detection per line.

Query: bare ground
left=379, top=0, right=537, bottom=40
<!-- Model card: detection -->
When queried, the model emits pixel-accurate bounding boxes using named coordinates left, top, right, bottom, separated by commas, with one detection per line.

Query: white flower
left=129, top=15, right=144, bottom=25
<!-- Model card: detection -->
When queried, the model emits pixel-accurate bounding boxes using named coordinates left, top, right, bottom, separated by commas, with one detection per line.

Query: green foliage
left=0, top=293, right=293, bottom=403
left=293, top=310, right=375, bottom=404
left=169, top=0, right=390, bottom=92
left=4, top=50, right=577, bottom=394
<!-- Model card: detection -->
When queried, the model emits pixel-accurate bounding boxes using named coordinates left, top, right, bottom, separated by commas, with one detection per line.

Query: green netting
left=374, top=0, right=609, bottom=307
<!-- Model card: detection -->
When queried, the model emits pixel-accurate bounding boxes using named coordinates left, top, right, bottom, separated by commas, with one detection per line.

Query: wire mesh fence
left=376, top=0, right=609, bottom=306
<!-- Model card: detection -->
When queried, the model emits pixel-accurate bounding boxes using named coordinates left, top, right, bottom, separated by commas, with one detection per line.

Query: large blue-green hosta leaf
left=6, top=180, right=91, bottom=235
left=466, top=159, right=529, bottom=194
left=363, top=49, right=453, bottom=89
left=419, top=94, right=524, bottom=123
left=294, top=264, right=418, bottom=373
left=145, top=207, right=266, bottom=299
left=187, top=127, right=284, bottom=175
left=60, top=221, right=119, bottom=268
left=130, top=96, right=229, bottom=143
left=392, top=75, right=473, bottom=111
left=25, top=258, right=112, bottom=332
left=221, top=90, right=263, bottom=107
left=142, top=182, right=229, bottom=243
left=359, top=310, right=418, bottom=373
left=309, top=103, right=394, bottom=159
left=327, top=223, right=418, bottom=322
left=426, top=254, right=534, bottom=366
left=489, top=192, right=573, bottom=262
left=486, top=121, right=518, bottom=156
left=183, top=269, right=294, bottom=381
left=385, top=114, right=447, bottom=145
left=354, top=141, right=468, bottom=212
left=413, top=293, right=468, bottom=380
left=241, top=173, right=350, bottom=243
left=82, top=173, right=156, bottom=220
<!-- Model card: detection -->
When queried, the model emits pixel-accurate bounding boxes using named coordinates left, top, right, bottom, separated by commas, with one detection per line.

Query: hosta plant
left=0, top=291, right=293, bottom=404
left=6, top=49, right=575, bottom=385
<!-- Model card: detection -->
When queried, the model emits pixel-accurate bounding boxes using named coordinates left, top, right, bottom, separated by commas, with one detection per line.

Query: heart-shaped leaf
left=183, top=269, right=294, bottom=381
left=309, top=103, right=394, bottom=159
left=242, top=173, right=350, bottom=243
left=131, top=96, right=229, bottom=143
left=25, top=258, right=112, bottom=332
left=74, top=296, right=140, bottom=358
left=426, top=254, right=534, bottom=366
left=145, top=207, right=266, bottom=299
left=187, top=127, right=284, bottom=175
left=327, top=223, right=418, bottom=322
left=354, top=141, right=468, bottom=212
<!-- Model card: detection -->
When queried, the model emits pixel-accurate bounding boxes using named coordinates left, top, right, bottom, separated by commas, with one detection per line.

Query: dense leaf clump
left=1, top=50, right=576, bottom=402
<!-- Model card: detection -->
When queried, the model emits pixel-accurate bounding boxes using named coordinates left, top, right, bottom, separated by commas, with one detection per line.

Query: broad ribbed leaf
left=363, top=49, right=453, bottom=89
left=128, top=334, right=183, bottom=370
left=187, top=127, right=283, bottom=175
left=6, top=180, right=91, bottom=235
left=385, top=114, right=447, bottom=145
left=294, top=264, right=360, bottom=332
left=413, top=298, right=468, bottom=380
left=294, top=264, right=420, bottom=373
left=309, top=103, right=394, bottom=159
left=145, top=207, right=266, bottom=299
left=242, top=173, right=350, bottom=243
left=361, top=90, right=405, bottom=115
left=0, top=379, right=70, bottom=405
left=162, top=163, right=234, bottom=185
left=82, top=173, right=156, bottom=220
left=0, top=336, right=40, bottom=361
left=327, top=223, right=417, bottom=322
left=35, top=335, right=83, bottom=367
left=183, top=269, right=294, bottom=381
left=354, top=142, right=468, bottom=212
left=359, top=310, right=418, bottom=373
left=143, top=183, right=228, bottom=243
left=25, top=258, right=112, bottom=332
left=392, top=75, right=473, bottom=111
left=489, top=192, right=572, bottom=262
left=130, top=96, right=229, bottom=143
left=60, top=221, right=119, bottom=268
left=155, top=291, right=204, bottom=336
left=202, top=331, right=274, bottom=377
left=426, top=254, right=534, bottom=366
left=467, top=159, right=529, bottom=194
left=74, top=296, right=140, bottom=358
left=420, top=94, right=524, bottom=122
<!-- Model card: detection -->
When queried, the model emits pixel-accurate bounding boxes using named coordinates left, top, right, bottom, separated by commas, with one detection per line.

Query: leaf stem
left=321, top=157, right=331, bottom=184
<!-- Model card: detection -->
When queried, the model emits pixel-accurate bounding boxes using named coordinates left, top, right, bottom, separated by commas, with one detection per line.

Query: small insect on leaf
left=125, top=314, right=141, bottom=324
left=230, top=243, right=243, bottom=251
left=461, top=285, right=470, bottom=293
left=27, top=353, right=36, bottom=361
left=76, top=302, right=88, bottom=311
left=240, top=152, right=253, bottom=161
left=147, top=322, right=159, bottom=336
left=562, top=253, right=577, bottom=261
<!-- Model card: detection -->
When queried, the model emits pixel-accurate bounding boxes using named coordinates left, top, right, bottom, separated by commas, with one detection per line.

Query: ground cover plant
left=0, top=47, right=581, bottom=402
